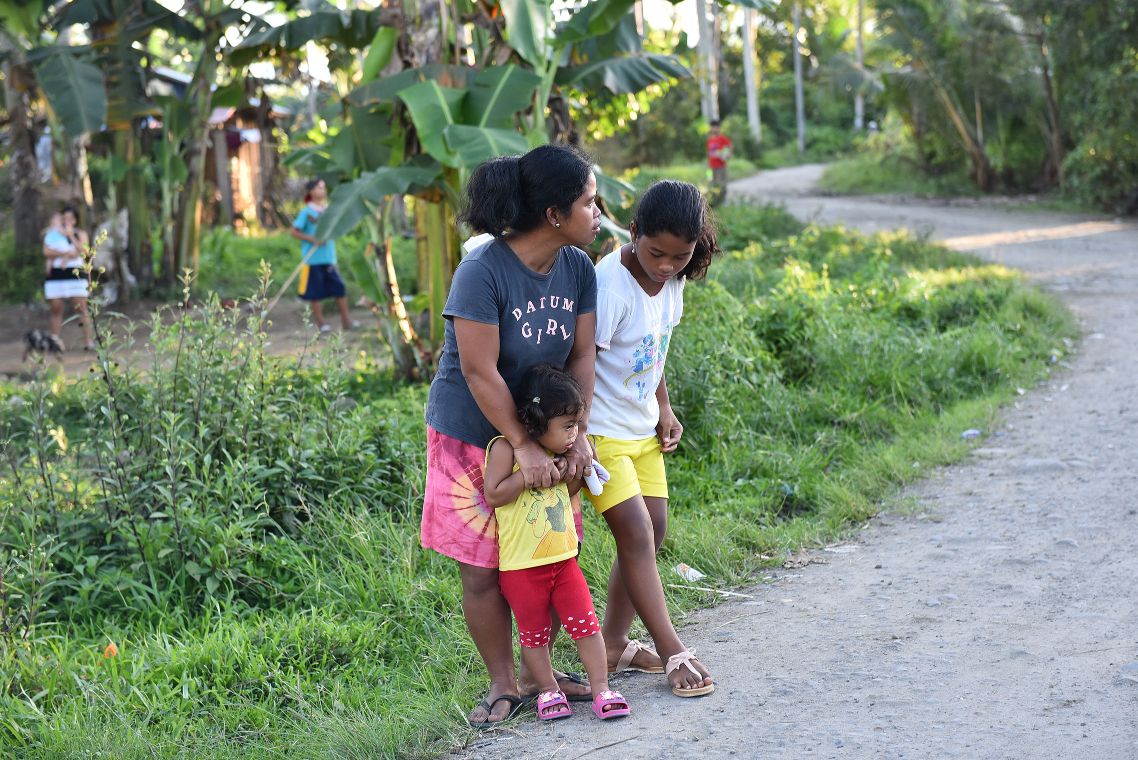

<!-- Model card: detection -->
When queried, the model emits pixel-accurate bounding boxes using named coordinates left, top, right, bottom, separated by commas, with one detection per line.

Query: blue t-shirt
left=292, top=204, right=336, bottom=266
left=425, top=239, right=598, bottom=448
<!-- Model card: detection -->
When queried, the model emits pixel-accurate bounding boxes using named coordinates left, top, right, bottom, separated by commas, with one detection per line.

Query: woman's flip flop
left=666, top=649, right=715, bottom=698
left=536, top=690, right=572, bottom=721
left=592, top=690, right=631, bottom=720
left=468, top=693, right=526, bottom=730
left=608, top=640, right=665, bottom=674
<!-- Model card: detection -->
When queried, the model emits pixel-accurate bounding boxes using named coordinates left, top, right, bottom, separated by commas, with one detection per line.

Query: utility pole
left=743, top=8, right=762, bottom=142
left=793, top=1, right=806, bottom=155
left=854, top=0, right=864, bottom=131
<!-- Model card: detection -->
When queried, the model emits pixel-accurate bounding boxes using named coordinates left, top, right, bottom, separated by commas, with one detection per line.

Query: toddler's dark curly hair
left=514, top=364, right=585, bottom=440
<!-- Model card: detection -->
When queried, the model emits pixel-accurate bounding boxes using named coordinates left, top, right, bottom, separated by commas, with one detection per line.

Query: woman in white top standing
left=43, top=205, right=95, bottom=350
left=589, top=180, right=720, bottom=696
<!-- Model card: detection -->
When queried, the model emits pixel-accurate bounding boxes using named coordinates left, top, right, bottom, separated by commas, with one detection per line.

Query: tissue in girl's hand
left=584, top=458, right=610, bottom=496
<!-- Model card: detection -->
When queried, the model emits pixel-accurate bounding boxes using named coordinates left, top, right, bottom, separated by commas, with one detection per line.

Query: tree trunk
left=4, top=58, right=43, bottom=269
left=793, top=2, right=806, bottom=156
left=854, top=0, right=864, bottom=131
left=1036, top=32, right=1064, bottom=189
left=743, top=8, right=761, bottom=142
left=123, top=126, right=152, bottom=290
left=415, top=189, right=459, bottom=348
left=169, top=24, right=220, bottom=283
left=931, top=79, right=992, bottom=191
left=695, top=0, right=716, bottom=122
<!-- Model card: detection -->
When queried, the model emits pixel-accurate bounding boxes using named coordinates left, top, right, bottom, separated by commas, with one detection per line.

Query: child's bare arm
left=483, top=438, right=527, bottom=508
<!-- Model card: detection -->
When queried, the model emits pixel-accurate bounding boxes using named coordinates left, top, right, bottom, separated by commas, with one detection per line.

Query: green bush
left=194, top=228, right=420, bottom=299
left=0, top=204, right=1076, bottom=757
left=0, top=230, right=43, bottom=304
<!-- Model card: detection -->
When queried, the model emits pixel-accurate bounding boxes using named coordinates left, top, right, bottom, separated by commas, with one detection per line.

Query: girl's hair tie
left=532, top=396, right=541, bottom=404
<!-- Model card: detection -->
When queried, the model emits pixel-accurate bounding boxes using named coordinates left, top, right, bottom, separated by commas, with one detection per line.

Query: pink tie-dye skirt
left=421, top=427, right=583, bottom=569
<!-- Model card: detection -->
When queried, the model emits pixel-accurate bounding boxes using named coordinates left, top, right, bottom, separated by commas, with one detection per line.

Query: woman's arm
left=562, top=311, right=597, bottom=480
left=454, top=317, right=559, bottom=489
left=655, top=371, right=683, bottom=452
left=483, top=438, right=526, bottom=508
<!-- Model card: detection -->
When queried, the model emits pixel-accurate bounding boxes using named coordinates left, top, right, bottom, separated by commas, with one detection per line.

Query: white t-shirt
left=590, top=251, right=685, bottom=439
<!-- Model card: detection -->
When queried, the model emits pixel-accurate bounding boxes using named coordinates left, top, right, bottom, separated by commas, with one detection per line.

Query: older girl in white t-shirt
left=589, top=180, right=720, bottom=697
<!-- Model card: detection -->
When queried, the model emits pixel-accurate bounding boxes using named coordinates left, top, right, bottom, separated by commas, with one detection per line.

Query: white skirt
left=44, top=277, right=89, bottom=300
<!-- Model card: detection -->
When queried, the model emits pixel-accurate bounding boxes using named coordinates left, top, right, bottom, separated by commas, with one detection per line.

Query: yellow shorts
left=588, top=434, right=668, bottom=514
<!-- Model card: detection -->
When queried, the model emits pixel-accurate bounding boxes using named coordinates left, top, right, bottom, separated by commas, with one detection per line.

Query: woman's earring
left=555, top=222, right=561, bottom=228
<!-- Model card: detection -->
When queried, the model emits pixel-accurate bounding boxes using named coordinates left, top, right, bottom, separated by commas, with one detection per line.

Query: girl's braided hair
left=632, top=180, right=721, bottom=280
left=514, top=364, right=585, bottom=439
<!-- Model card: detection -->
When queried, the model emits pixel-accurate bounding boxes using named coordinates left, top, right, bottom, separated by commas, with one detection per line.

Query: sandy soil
left=458, top=165, right=1138, bottom=759
left=0, top=294, right=375, bottom=380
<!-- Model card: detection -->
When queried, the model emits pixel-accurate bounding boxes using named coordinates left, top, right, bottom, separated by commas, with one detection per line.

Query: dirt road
left=460, top=165, right=1138, bottom=759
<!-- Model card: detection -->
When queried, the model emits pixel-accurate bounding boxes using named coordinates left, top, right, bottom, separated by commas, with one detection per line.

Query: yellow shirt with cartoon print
left=486, top=437, right=578, bottom=571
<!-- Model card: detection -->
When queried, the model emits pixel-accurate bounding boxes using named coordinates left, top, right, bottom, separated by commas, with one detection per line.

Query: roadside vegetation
left=0, top=204, right=1075, bottom=758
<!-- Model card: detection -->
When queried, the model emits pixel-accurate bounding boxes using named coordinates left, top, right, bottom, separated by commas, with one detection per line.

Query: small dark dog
left=23, top=330, right=66, bottom=362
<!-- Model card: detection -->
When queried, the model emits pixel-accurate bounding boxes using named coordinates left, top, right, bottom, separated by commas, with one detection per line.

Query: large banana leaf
left=348, top=64, right=473, bottom=106
left=397, top=80, right=466, bottom=167
left=499, top=0, right=551, bottom=69
left=33, top=48, right=106, bottom=136
left=314, top=165, right=441, bottom=241
left=231, top=6, right=391, bottom=66
left=720, top=0, right=778, bottom=10
left=593, top=165, right=637, bottom=216
left=360, top=26, right=398, bottom=85
left=464, top=64, right=542, bottom=127
left=56, top=0, right=200, bottom=40
left=557, top=53, right=690, bottom=94
left=557, top=0, right=638, bottom=44
left=443, top=125, right=529, bottom=167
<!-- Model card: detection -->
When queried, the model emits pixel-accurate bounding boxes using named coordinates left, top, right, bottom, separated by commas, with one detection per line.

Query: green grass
left=821, top=153, right=1107, bottom=215
left=821, top=152, right=979, bottom=197
left=0, top=203, right=1077, bottom=758
left=194, top=228, right=420, bottom=300
left=622, top=158, right=759, bottom=195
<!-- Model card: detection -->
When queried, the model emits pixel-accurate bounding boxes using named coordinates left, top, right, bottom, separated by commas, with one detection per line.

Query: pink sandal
left=592, top=690, right=630, bottom=720
left=536, top=690, right=572, bottom=721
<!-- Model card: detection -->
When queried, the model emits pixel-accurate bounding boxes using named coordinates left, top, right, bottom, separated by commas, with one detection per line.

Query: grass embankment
left=0, top=204, right=1076, bottom=758
left=820, top=153, right=979, bottom=197
left=821, top=152, right=1105, bottom=215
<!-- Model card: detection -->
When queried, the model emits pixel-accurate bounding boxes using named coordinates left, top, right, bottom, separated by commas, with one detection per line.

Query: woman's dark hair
left=61, top=205, right=78, bottom=218
left=303, top=178, right=322, bottom=203
left=631, top=180, right=720, bottom=281
left=459, top=144, right=593, bottom=235
left=515, top=364, right=585, bottom=439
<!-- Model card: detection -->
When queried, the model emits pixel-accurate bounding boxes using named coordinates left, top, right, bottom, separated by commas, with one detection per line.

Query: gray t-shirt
left=426, top=239, right=598, bottom=448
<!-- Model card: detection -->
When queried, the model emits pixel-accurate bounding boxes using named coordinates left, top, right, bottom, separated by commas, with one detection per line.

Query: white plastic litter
left=583, top=458, right=610, bottom=496
left=674, top=563, right=706, bottom=582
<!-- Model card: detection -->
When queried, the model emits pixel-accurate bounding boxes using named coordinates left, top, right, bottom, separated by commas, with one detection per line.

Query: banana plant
left=316, top=63, right=541, bottom=353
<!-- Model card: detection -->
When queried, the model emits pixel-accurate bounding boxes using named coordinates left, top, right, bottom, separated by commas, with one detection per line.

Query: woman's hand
left=513, top=441, right=558, bottom=489
left=657, top=406, right=683, bottom=453
left=561, top=435, right=594, bottom=482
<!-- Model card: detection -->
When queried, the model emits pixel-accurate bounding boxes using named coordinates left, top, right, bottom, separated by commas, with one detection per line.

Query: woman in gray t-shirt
left=420, top=144, right=600, bottom=728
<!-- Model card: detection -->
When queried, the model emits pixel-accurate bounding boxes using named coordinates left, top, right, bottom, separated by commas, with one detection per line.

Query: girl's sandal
left=592, top=690, right=631, bottom=720
left=608, top=640, right=665, bottom=675
left=536, top=690, right=572, bottom=721
left=666, top=649, right=715, bottom=698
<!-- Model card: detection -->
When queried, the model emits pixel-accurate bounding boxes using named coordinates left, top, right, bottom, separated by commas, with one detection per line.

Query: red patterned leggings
left=499, top=558, right=601, bottom=648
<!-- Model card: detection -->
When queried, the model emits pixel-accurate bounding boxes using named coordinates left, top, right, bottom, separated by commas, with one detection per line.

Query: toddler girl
left=483, top=364, right=630, bottom=722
